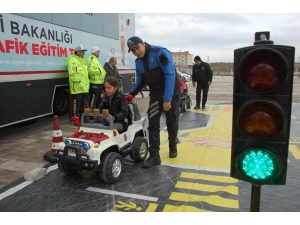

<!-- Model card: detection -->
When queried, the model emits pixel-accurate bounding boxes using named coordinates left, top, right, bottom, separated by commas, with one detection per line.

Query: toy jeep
left=179, top=82, right=192, bottom=112
left=54, top=101, right=149, bottom=184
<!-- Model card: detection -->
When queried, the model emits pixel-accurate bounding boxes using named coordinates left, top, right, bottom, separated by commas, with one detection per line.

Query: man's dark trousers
left=147, top=93, right=180, bottom=156
left=196, top=81, right=209, bottom=107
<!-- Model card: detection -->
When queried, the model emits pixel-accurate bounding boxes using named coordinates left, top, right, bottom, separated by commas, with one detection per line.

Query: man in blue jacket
left=126, top=36, right=180, bottom=168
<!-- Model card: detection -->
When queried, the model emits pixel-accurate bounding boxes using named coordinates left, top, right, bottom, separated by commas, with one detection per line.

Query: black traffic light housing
left=230, top=31, right=295, bottom=185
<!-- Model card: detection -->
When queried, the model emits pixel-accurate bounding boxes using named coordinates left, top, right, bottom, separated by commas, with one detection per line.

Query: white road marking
left=0, top=181, right=33, bottom=201
left=0, top=165, right=58, bottom=201
left=291, top=114, right=300, bottom=123
left=86, top=187, right=158, bottom=202
left=47, top=164, right=58, bottom=174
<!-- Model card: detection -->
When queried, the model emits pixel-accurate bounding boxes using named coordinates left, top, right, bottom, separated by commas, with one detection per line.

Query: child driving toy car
left=99, top=76, right=129, bottom=133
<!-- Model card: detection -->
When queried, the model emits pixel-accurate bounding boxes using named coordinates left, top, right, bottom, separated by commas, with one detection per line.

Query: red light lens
left=239, top=101, right=284, bottom=138
left=242, top=51, right=284, bottom=92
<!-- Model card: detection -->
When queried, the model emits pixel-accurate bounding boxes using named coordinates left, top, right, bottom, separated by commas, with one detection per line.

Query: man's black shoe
left=141, top=155, right=161, bottom=168
left=194, top=105, right=200, bottom=109
left=202, top=106, right=206, bottom=109
left=169, top=149, right=177, bottom=158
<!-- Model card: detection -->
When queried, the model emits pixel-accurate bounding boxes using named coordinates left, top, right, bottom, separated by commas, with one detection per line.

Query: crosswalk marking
left=146, top=203, right=158, bottom=212
left=289, top=145, right=300, bottom=159
left=169, top=192, right=239, bottom=209
left=180, top=172, right=238, bottom=183
left=167, top=171, right=240, bottom=210
left=163, top=204, right=210, bottom=212
left=175, top=181, right=238, bottom=195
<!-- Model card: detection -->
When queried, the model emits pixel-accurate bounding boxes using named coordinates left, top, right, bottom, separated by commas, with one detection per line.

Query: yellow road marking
left=175, top=181, right=238, bottom=195
left=145, top=203, right=158, bottom=212
left=180, top=172, right=238, bottom=183
left=170, top=192, right=239, bottom=209
left=160, top=105, right=233, bottom=170
left=289, top=145, right=300, bottom=159
left=163, top=204, right=211, bottom=212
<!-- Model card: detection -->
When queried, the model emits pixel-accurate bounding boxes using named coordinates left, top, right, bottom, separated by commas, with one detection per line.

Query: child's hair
left=105, top=76, right=119, bottom=88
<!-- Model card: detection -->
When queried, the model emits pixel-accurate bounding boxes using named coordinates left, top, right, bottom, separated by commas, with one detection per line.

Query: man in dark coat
left=192, top=55, right=213, bottom=109
left=103, top=57, right=122, bottom=87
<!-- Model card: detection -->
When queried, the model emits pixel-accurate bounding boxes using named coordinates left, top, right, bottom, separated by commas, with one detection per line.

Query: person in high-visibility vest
left=67, top=45, right=89, bottom=126
left=87, top=47, right=106, bottom=110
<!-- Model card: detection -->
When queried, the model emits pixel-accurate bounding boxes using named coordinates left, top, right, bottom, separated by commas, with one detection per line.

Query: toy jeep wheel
left=58, top=161, right=77, bottom=175
left=131, top=137, right=149, bottom=162
left=187, top=97, right=192, bottom=109
left=99, top=152, right=123, bottom=184
left=181, top=101, right=187, bottom=112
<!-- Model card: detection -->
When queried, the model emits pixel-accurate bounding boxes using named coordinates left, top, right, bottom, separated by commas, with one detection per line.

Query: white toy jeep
left=54, top=101, right=149, bottom=184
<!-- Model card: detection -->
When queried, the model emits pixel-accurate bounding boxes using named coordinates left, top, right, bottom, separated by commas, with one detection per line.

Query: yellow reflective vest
left=67, top=54, right=89, bottom=94
left=87, top=54, right=106, bottom=84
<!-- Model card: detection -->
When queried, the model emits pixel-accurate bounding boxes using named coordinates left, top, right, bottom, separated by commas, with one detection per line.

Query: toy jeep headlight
left=65, top=140, right=72, bottom=146
left=82, top=142, right=90, bottom=151
left=65, top=139, right=90, bottom=152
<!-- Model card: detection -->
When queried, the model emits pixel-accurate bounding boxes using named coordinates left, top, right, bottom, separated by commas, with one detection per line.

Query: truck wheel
left=53, top=88, right=69, bottom=116
left=58, top=161, right=77, bottom=175
left=131, top=137, right=149, bottom=162
left=99, top=152, right=123, bottom=184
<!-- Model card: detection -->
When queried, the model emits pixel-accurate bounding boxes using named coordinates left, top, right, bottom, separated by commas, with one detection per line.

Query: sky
left=134, top=13, right=300, bottom=63
left=7, top=0, right=300, bottom=64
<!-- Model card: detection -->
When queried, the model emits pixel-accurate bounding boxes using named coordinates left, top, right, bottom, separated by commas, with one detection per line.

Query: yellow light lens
left=239, top=101, right=284, bottom=138
left=102, top=109, right=109, bottom=115
left=93, top=109, right=99, bottom=114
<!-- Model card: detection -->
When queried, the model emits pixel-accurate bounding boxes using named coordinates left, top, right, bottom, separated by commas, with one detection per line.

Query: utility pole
left=207, top=56, right=209, bottom=63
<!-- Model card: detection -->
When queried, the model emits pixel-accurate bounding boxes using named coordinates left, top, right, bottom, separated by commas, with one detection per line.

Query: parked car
left=142, top=85, right=149, bottom=91
left=54, top=101, right=149, bottom=184
left=182, top=71, right=192, bottom=76
left=177, top=71, right=191, bottom=82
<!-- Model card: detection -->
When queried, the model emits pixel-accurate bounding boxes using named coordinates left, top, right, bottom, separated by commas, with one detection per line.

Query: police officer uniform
left=192, top=56, right=213, bottom=109
left=127, top=36, right=180, bottom=168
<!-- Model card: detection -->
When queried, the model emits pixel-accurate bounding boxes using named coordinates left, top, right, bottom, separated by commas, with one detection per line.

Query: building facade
left=172, top=51, right=193, bottom=66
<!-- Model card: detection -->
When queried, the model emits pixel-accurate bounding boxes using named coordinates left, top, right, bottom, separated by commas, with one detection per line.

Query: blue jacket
left=129, top=43, right=179, bottom=102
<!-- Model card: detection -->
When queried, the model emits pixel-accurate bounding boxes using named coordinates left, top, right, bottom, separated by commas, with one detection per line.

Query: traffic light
left=230, top=31, right=295, bottom=185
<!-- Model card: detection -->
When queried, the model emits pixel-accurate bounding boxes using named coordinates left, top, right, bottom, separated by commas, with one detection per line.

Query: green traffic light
left=238, top=149, right=280, bottom=180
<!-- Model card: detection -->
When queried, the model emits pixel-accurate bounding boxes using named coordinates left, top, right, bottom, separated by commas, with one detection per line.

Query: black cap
left=194, top=56, right=201, bottom=61
left=127, top=36, right=143, bottom=52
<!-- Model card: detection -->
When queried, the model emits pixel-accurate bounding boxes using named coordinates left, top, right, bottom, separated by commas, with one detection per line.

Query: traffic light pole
left=250, top=185, right=261, bottom=212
